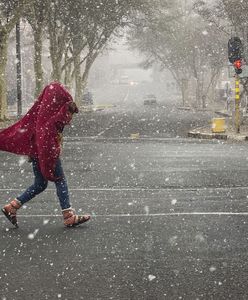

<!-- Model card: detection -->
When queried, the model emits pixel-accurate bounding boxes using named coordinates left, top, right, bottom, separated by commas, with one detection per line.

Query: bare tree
left=24, top=0, right=47, bottom=96
left=46, top=0, right=151, bottom=104
left=0, top=0, right=31, bottom=120
left=194, top=0, right=248, bottom=102
left=129, top=1, right=226, bottom=107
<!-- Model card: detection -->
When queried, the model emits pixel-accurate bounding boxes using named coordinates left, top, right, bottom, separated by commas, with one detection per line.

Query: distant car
left=143, top=94, right=157, bottom=106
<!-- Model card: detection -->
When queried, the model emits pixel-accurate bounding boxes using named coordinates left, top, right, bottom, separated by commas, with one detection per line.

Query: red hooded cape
left=0, top=82, right=73, bottom=181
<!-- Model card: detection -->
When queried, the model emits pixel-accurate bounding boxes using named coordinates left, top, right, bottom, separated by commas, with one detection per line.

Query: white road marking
left=1, top=212, right=248, bottom=218
left=97, top=117, right=124, bottom=137
left=97, top=129, right=109, bottom=137
left=1, top=186, right=248, bottom=192
left=123, top=89, right=130, bottom=103
left=63, top=136, right=179, bottom=140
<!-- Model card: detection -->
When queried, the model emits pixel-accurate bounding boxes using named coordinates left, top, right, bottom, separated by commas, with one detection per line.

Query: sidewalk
left=188, top=118, right=248, bottom=141
left=186, top=96, right=248, bottom=142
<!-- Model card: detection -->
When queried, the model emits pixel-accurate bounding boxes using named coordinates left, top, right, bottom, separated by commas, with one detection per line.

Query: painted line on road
left=1, top=186, right=248, bottom=192
left=123, top=89, right=130, bottom=103
left=63, top=137, right=187, bottom=142
left=96, top=116, right=124, bottom=137
left=63, top=136, right=178, bottom=140
left=1, top=212, right=248, bottom=218
left=0, top=187, right=198, bottom=191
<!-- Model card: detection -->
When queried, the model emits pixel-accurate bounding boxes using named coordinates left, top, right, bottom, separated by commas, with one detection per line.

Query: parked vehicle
left=143, top=94, right=157, bottom=105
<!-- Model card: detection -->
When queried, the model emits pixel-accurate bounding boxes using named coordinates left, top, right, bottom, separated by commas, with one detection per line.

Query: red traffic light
left=233, top=59, right=243, bottom=74
left=234, top=59, right=242, bottom=69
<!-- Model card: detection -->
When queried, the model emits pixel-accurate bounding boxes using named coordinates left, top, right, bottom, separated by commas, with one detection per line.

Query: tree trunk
left=33, top=29, right=43, bottom=97
left=73, top=51, right=98, bottom=105
left=0, top=29, right=8, bottom=121
left=64, top=66, right=72, bottom=88
left=74, top=55, right=95, bottom=105
left=82, top=57, right=93, bottom=84
left=168, top=69, right=189, bottom=107
left=195, top=78, right=201, bottom=108
left=77, top=57, right=94, bottom=106
left=181, top=79, right=189, bottom=107
left=73, top=54, right=83, bottom=105
left=49, top=35, right=63, bottom=82
left=64, top=49, right=72, bottom=88
left=51, top=54, right=62, bottom=82
left=205, top=69, right=220, bottom=108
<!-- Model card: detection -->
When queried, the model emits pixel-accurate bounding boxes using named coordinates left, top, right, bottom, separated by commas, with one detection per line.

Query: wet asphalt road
left=1, top=108, right=248, bottom=300
left=66, top=104, right=212, bottom=139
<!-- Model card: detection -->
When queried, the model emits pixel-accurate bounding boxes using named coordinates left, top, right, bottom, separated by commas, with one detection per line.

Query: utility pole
left=16, top=20, right=22, bottom=118
left=228, top=37, right=243, bottom=133
left=235, top=76, right=240, bottom=133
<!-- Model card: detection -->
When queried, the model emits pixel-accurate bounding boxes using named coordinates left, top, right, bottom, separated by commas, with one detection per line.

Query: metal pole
left=235, top=76, right=240, bottom=133
left=16, top=20, right=22, bottom=118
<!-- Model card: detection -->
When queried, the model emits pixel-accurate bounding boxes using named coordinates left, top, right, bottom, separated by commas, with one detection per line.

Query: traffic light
left=233, top=59, right=243, bottom=74
left=228, top=37, right=244, bottom=74
left=228, top=37, right=243, bottom=63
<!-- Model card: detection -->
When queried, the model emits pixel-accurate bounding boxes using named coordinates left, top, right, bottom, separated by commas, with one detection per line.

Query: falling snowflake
left=148, top=274, right=156, bottom=281
left=18, top=157, right=26, bottom=166
left=195, top=233, right=205, bottom=243
left=28, top=229, right=39, bottom=240
left=171, top=199, right=177, bottom=205
left=144, top=206, right=149, bottom=215
left=209, top=266, right=217, bottom=272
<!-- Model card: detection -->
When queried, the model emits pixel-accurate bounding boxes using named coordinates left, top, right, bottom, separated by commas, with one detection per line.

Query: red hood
left=0, top=82, right=74, bottom=181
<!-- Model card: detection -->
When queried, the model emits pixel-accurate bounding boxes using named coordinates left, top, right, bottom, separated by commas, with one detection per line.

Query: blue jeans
left=17, top=159, right=71, bottom=210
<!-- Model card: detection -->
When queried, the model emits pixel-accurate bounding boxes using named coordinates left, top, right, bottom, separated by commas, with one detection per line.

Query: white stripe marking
left=97, top=117, right=124, bottom=137
left=0, top=186, right=248, bottom=192
left=1, top=212, right=248, bottom=218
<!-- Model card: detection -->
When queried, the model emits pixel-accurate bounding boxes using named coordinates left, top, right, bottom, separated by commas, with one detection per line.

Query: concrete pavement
left=188, top=102, right=248, bottom=141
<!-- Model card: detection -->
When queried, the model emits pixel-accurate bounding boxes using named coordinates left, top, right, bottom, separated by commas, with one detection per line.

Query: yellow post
left=235, top=76, right=240, bottom=133
left=212, top=118, right=226, bottom=133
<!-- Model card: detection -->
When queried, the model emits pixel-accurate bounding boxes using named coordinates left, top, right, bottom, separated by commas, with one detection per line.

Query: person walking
left=0, top=82, right=90, bottom=228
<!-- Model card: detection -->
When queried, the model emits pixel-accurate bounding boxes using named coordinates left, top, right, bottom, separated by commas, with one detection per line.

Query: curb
left=228, top=135, right=248, bottom=141
left=188, top=131, right=227, bottom=140
left=188, top=131, right=248, bottom=141
left=214, top=111, right=231, bottom=117
left=177, top=106, right=192, bottom=111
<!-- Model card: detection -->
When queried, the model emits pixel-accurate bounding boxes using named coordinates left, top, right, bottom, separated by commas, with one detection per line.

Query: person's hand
left=68, top=102, right=79, bottom=114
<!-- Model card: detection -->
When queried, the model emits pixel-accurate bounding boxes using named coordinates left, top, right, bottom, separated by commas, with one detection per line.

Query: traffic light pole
left=235, top=75, right=240, bottom=134
left=228, top=36, right=243, bottom=133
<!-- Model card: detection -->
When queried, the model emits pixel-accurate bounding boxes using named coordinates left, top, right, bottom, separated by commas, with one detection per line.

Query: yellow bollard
left=212, top=118, right=226, bottom=133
